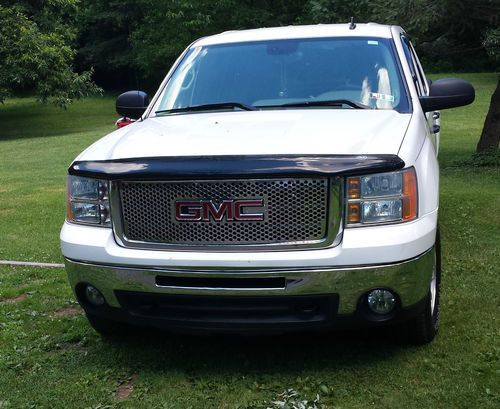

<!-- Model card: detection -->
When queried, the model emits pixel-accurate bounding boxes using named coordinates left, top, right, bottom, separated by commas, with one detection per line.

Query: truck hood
left=79, top=110, right=411, bottom=161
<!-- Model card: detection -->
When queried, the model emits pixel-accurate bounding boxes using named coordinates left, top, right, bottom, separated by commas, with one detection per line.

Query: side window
left=408, top=42, right=428, bottom=95
left=401, top=36, right=426, bottom=96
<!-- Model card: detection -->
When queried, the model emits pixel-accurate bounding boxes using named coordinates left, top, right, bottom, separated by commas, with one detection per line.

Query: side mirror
left=116, top=90, right=149, bottom=119
left=419, top=78, right=475, bottom=112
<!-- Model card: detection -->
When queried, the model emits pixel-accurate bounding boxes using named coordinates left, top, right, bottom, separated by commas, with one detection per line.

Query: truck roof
left=194, top=23, right=396, bottom=47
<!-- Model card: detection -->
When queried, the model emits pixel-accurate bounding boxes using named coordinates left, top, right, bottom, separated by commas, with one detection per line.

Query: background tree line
left=1, top=0, right=499, bottom=151
left=75, top=0, right=499, bottom=91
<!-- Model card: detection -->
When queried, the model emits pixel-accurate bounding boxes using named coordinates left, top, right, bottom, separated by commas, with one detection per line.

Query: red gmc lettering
left=175, top=199, right=264, bottom=222
left=234, top=200, right=264, bottom=221
left=202, top=200, right=233, bottom=221
left=175, top=201, right=202, bottom=221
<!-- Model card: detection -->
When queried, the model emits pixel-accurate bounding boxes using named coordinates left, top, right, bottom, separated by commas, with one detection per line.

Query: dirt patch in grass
left=0, top=208, right=15, bottom=216
left=115, top=374, right=138, bottom=400
left=52, top=306, right=82, bottom=318
left=47, top=342, right=90, bottom=358
left=0, top=294, right=27, bottom=304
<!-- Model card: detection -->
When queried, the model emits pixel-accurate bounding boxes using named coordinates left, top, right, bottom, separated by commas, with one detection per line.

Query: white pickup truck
left=60, top=23, right=474, bottom=344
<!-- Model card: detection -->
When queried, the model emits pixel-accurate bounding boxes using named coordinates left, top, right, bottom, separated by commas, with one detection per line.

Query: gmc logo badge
left=175, top=199, right=264, bottom=222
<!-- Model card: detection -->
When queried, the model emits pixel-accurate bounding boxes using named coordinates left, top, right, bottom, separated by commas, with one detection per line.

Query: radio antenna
left=349, top=17, right=356, bottom=30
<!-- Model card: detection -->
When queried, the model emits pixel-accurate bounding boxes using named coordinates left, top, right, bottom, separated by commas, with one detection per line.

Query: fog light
left=85, top=285, right=105, bottom=306
left=367, top=289, right=396, bottom=314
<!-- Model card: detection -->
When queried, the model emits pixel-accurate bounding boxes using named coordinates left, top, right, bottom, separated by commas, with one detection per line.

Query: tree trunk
left=477, top=76, right=500, bottom=152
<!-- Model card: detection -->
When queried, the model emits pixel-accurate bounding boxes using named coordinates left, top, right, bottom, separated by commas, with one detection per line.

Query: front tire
left=404, top=231, right=441, bottom=345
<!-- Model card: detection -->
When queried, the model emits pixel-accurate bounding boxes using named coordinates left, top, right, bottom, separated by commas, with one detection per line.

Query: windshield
left=155, top=37, right=410, bottom=114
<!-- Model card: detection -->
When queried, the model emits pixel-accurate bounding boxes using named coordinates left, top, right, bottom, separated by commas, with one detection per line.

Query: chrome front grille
left=115, top=178, right=333, bottom=249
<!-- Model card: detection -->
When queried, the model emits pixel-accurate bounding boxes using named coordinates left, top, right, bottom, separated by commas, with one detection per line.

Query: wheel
left=404, top=230, right=441, bottom=345
left=85, top=312, right=134, bottom=338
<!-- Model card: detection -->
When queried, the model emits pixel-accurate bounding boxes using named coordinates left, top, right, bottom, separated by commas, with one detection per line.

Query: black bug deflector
left=68, top=154, right=405, bottom=180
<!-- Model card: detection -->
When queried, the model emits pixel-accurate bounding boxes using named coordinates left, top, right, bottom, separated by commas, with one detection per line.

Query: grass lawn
left=0, top=73, right=499, bottom=408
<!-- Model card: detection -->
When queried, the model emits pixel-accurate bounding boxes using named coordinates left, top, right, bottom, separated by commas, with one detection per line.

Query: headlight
left=346, top=168, right=417, bottom=226
left=67, top=175, right=111, bottom=226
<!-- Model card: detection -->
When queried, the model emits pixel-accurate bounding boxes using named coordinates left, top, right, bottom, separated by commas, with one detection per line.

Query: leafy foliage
left=75, top=0, right=143, bottom=89
left=128, top=0, right=306, bottom=86
left=303, top=0, right=500, bottom=73
left=75, top=0, right=499, bottom=89
left=0, top=1, right=101, bottom=106
left=1, top=0, right=499, bottom=106
left=75, top=0, right=307, bottom=89
left=302, top=0, right=372, bottom=24
left=483, top=27, right=500, bottom=68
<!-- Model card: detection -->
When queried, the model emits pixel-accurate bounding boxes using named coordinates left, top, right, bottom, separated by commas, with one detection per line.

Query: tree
left=477, top=27, right=500, bottom=152
left=76, top=0, right=306, bottom=90
left=75, top=0, right=144, bottom=90
left=127, top=0, right=306, bottom=87
left=0, top=1, right=100, bottom=107
left=302, top=0, right=373, bottom=25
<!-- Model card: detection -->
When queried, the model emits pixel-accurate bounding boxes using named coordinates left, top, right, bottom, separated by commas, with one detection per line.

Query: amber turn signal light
left=402, top=168, right=417, bottom=221
left=347, top=203, right=361, bottom=224
left=347, top=177, right=360, bottom=199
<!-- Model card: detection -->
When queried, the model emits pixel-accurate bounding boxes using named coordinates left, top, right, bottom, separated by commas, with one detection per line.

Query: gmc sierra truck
left=60, top=23, right=474, bottom=344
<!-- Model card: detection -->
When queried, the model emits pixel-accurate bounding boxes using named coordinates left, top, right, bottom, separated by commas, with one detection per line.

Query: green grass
left=0, top=74, right=499, bottom=408
left=0, top=97, right=116, bottom=262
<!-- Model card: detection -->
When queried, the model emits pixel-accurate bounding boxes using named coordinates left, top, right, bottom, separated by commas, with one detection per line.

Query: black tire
left=404, top=230, right=441, bottom=345
left=86, top=312, right=133, bottom=338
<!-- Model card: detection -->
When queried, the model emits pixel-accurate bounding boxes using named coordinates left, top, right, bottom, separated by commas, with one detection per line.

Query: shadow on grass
left=91, top=326, right=411, bottom=374
left=0, top=97, right=116, bottom=141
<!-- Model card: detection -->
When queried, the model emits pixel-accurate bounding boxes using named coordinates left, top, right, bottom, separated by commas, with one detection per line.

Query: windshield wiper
left=259, top=99, right=369, bottom=110
left=155, top=102, right=257, bottom=115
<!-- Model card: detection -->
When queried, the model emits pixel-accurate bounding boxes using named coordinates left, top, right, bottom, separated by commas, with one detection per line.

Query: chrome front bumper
left=65, top=247, right=434, bottom=316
